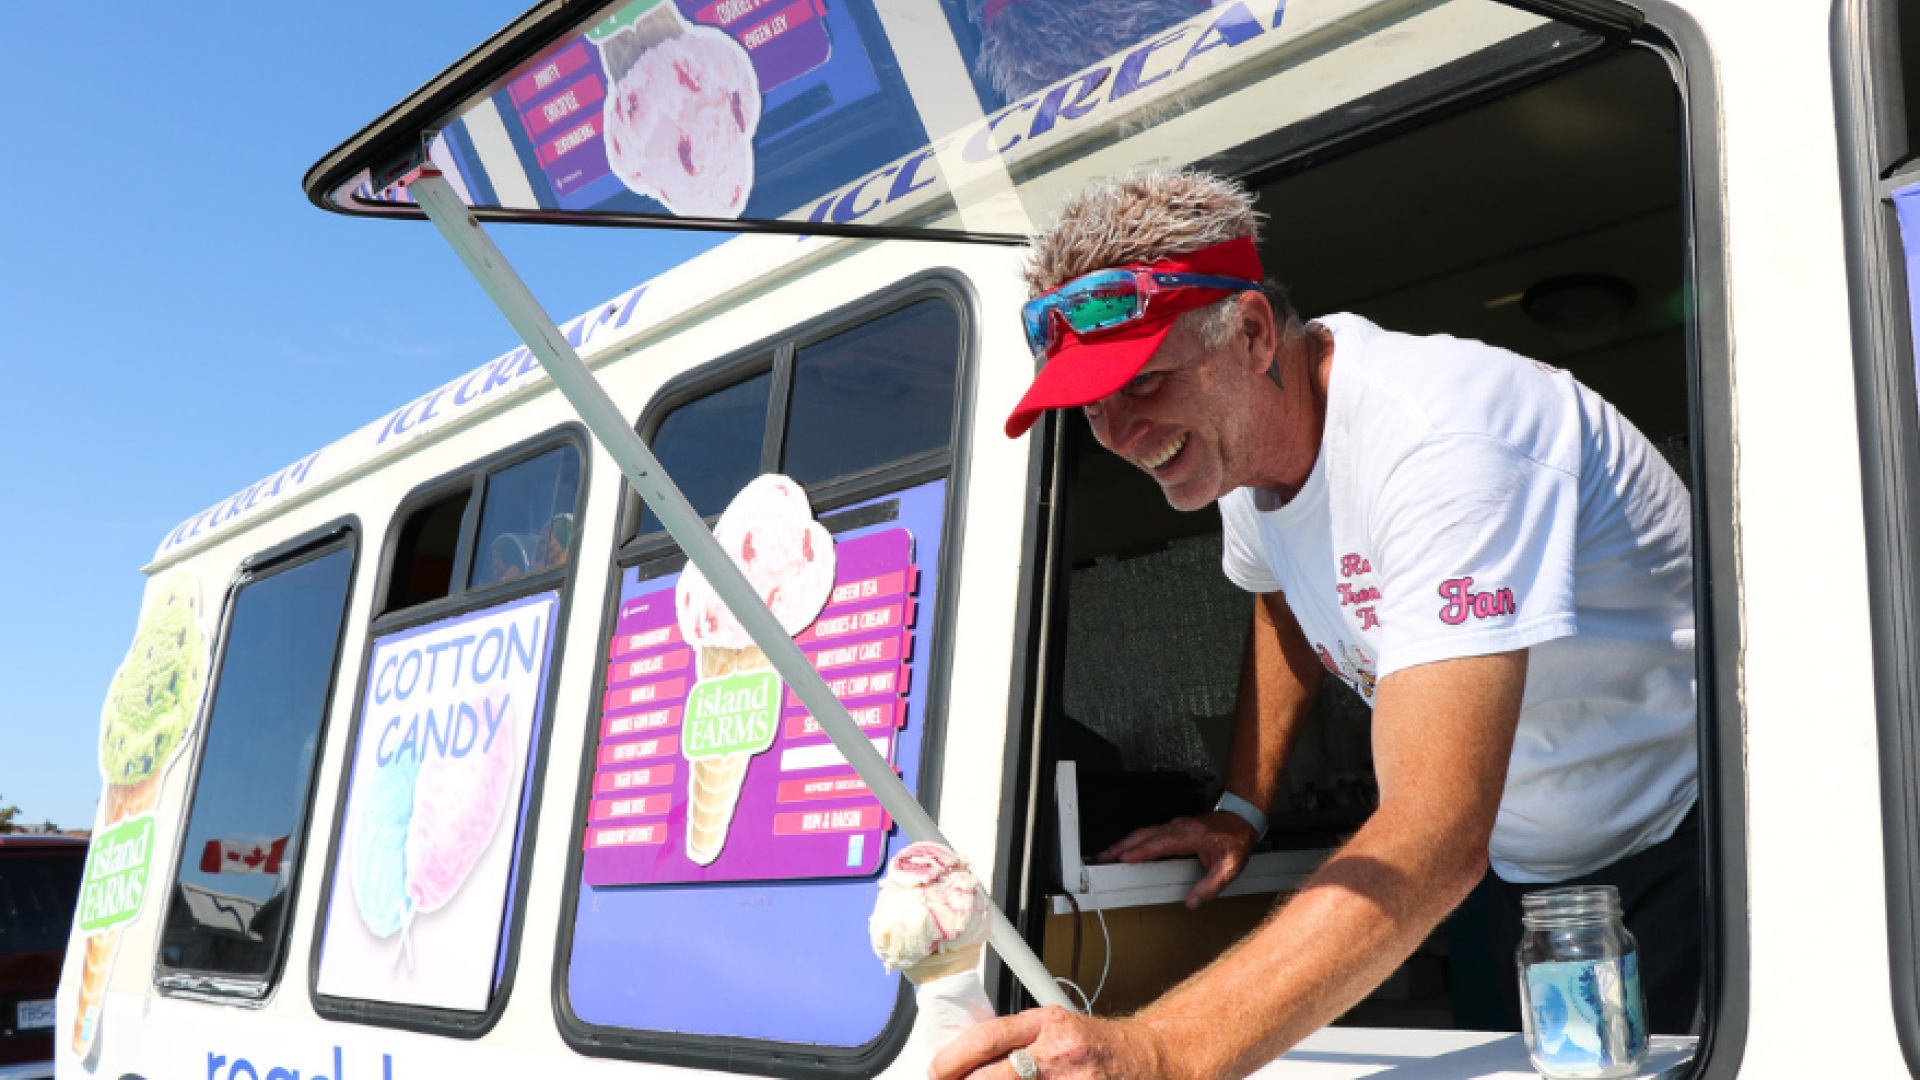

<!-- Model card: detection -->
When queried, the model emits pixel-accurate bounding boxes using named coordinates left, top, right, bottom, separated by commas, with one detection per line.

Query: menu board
left=583, top=528, right=916, bottom=884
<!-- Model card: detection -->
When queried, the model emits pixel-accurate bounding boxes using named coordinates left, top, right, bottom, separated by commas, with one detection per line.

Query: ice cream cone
left=685, top=642, right=770, bottom=866
left=905, top=942, right=985, bottom=985
left=76, top=569, right=208, bottom=1059
left=699, top=643, right=766, bottom=680
left=71, top=928, right=117, bottom=1053
left=103, top=773, right=161, bottom=824
left=72, top=773, right=158, bottom=1055
left=687, top=751, right=750, bottom=865
left=597, top=1, right=687, bottom=84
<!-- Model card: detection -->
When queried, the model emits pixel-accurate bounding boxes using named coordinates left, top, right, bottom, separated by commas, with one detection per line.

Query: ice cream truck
left=47, top=0, right=1920, bottom=1076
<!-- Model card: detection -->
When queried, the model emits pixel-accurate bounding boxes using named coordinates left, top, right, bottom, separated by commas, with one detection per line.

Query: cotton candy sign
left=316, top=592, right=558, bottom=1012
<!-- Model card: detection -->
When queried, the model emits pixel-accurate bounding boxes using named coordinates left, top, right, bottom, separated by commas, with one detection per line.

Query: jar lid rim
left=1519, top=884, right=1623, bottom=917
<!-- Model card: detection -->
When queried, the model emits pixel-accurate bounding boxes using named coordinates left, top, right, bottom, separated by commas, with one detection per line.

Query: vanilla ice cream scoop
left=870, top=842, right=991, bottom=974
left=603, top=24, right=761, bottom=219
left=677, top=474, right=835, bottom=650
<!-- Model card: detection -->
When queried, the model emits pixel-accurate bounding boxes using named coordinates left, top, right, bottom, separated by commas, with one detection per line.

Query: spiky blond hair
left=1025, top=169, right=1260, bottom=295
left=1025, top=170, right=1291, bottom=347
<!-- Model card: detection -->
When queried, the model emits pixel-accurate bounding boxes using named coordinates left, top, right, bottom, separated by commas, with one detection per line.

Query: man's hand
left=1097, top=810, right=1257, bottom=908
left=930, top=1008, right=1177, bottom=1080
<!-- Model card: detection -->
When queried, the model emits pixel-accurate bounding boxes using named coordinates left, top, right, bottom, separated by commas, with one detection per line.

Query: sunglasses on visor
left=1022, top=269, right=1261, bottom=358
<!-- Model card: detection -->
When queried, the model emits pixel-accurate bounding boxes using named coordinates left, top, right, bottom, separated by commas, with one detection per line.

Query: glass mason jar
left=1517, top=886, right=1649, bottom=1079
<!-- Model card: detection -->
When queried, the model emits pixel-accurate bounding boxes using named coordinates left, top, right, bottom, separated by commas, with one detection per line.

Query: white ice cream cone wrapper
left=896, top=945, right=996, bottom=1076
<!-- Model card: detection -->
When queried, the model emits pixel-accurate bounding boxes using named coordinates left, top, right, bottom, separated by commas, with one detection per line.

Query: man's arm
left=933, top=649, right=1528, bottom=1080
left=1099, top=592, right=1324, bottom=906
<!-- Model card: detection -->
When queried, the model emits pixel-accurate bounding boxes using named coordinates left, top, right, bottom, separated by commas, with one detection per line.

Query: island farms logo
left=77, top=816, right=156, bottom=932
left=682, top=671, right=780, bottom=759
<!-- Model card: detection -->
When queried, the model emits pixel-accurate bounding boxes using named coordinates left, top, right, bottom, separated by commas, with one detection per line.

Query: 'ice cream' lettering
left=1177, top=1, right=1262, bottom=73
left=962, top=101, right=1037, bottom=163
left=1111, top=27, right=1194, bottom=100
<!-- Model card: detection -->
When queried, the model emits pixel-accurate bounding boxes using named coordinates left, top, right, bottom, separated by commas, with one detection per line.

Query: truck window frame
left=986, top=7, right=1750, bottom=1077
left=151, top=518, right=360, bottom=1003
left=551, top=269, right=979, bottom=1076
left=304, top=424, right=590, bottom=1038
left=1834, top=0, right=1920, bottom=1071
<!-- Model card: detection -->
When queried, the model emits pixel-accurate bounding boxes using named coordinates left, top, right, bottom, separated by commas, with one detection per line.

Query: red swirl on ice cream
left=604, top=24, right=762, bottom=219
left=869, top=842, right=991, bottom=973
left=676, top=474, right=836, bottom=649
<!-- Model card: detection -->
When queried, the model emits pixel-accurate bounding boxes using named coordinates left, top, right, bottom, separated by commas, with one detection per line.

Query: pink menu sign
left=582, top=528, right=916, bottom=885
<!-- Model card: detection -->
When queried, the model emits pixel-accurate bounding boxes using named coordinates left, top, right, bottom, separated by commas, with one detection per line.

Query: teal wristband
left=1213, top=791, right=1270, bottom=842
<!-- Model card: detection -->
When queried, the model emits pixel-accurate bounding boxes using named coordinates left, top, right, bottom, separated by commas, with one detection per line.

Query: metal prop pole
left=408, top=169, right=1073, bottom=1012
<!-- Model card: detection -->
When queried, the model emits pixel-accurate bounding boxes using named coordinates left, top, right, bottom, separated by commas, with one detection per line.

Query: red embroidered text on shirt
left=1437, top=576, right=1517, bottom=625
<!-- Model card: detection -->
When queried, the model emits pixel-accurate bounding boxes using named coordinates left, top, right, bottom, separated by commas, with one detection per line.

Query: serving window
left=555, top=277, right=970, bottom=1071
left=153, top=526, right=357, bottom=1001
left=1006, top=18, right=1724, bottom=1066
left=307, top=429, right=587, bottom=1037
left=1836, top=0, right=1920, bottom=1071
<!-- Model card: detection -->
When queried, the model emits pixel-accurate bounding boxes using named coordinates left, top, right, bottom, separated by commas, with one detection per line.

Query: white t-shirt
left=1219, top=314, right=1697, bottom=882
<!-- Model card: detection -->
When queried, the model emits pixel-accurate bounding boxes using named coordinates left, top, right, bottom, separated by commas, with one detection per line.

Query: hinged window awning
left=304, top=0, right=1629, bottom=243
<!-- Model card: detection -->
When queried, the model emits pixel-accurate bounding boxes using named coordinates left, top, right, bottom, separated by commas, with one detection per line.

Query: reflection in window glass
left=472, top=446, right=583, bottom=589
left=387, top=490, right=467, bottom=612
left=782, top=300, right=960, bottom=487
left=0, top=852, right=85, bottom=955
left=158, top=545, right=355, bottom=988
left=637, top=370, right=772, bottom=536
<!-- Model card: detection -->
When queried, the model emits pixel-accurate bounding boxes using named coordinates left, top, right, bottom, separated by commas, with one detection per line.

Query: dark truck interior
left=1027, top=44, right=1692, bottom=1027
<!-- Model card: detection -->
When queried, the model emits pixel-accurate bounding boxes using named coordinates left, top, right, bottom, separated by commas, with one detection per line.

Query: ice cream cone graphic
left=686, top=748, right=751, bottom=866
left=595, top=0, right=688, bottom=83
left=685, top=644, right=775, bottom=865
left=71, top=929, right=117, bottom=1053
left=75, top=569, right=209, bottom=1057
left=675, top=476, right=835, bottom=870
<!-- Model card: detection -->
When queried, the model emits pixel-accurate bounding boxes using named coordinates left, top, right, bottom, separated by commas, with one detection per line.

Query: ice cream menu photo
left=459, top=0, right=880, bottom=218
left=584, top=478, right=916, bottom=886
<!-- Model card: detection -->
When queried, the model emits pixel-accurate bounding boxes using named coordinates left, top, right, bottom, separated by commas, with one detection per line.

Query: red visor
left=1003, top=236, right=1265, bottom=438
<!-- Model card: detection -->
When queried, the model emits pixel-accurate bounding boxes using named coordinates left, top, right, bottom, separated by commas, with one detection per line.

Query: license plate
left=16, top=999, right=55, bottom=1030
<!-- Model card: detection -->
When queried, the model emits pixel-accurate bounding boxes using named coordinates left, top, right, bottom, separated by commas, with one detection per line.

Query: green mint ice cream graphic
left=100, top=571, right=206, bottom=787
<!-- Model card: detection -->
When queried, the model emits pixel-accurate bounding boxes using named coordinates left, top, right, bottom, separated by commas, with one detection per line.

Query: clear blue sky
left=0, top=3, right=722, bottom=829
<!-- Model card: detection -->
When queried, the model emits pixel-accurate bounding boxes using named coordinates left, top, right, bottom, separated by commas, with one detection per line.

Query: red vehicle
left=0, top=836, right=87, bottom=1080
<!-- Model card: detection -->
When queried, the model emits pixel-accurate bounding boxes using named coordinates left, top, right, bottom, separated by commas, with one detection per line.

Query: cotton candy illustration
left=352, top=749, right=420, bottom=938
left=405, top=694, right=517, bottom=912
left=315, top=595, right=554, bottom=1012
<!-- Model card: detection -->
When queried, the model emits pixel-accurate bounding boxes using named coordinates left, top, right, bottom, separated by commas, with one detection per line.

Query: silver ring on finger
left=1008, top=1048, right=1039, bottom=1080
